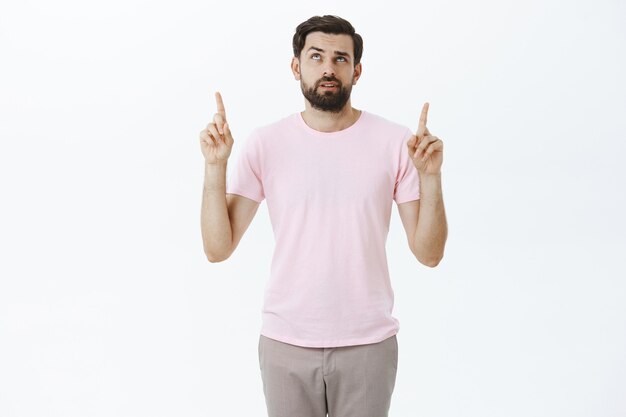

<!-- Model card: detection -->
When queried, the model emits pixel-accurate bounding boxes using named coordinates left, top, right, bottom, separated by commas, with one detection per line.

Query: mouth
left=319, top=83, right=339, bottom=90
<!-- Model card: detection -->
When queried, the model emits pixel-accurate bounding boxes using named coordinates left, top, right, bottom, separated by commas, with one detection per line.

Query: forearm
left=412, top=173, right=448, bottom=266
left=201, top=162, right=232, bottom=261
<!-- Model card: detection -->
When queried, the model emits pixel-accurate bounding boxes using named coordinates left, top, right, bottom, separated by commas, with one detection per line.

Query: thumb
left=223, top=122, right=234, bottom=144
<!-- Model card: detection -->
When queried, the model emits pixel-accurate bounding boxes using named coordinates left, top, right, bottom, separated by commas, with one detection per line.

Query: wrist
left=418, top=171, right=441, bottom=180
left=205, top=160, right=228, bottom=169
left=418, top=172, right=442, bottom=194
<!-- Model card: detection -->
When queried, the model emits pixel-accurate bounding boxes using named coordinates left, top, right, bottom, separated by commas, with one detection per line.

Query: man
left=199, top=15, right=447, bottom=417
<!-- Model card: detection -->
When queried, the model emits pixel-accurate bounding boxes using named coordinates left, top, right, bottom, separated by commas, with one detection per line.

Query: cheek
left=302, top=70, right=321, bottom=85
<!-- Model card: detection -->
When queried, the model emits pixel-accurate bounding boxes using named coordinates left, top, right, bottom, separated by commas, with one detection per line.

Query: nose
left=322, top=63, right=336, bottom=78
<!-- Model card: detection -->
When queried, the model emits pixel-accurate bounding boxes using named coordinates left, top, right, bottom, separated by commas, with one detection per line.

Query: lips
left=319, top=82, right=339, bottom=88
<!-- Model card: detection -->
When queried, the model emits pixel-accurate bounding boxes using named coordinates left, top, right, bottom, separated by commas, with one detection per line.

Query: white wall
left=1, top=0, right=624, bottom=416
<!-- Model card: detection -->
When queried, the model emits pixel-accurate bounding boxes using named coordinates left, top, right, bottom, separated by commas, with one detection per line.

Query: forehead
left=303, top=31, right=353, bottom=56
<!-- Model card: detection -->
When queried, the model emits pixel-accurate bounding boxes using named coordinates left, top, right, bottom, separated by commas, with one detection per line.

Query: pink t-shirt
left=226, top=110, right=420, bottom=347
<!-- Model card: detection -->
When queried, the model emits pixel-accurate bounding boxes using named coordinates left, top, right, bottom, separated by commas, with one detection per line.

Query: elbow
left=204, top=246, right=232, bottom=263
left=423, top=257, right=442, bottom=268
left=414, top=250, right=443, bottom=268
left=206, top=253, right=226, bottom=263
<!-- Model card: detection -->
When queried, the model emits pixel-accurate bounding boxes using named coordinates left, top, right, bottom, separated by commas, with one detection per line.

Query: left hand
left=406, top=102, right=443, bottom=175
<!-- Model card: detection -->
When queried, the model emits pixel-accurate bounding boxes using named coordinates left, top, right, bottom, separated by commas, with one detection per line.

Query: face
left=291, top=31, right=362, bottom=113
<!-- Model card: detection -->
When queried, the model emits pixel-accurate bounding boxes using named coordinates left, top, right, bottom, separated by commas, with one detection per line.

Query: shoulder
left=255, top=113, right=298, bottom=137
left=360, top=110, right=413, bottom=141
left=242, top=113, right=299, bottom=149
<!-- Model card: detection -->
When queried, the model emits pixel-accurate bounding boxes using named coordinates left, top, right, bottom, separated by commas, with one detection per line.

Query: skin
left=400, top=103, right=448, bottom=266
left=199, top=32, right=447, bottom=267
left=290, top=31, right=362, bottom=132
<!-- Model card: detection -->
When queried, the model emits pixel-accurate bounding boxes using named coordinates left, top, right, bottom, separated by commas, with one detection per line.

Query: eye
left=337, top=56, right=347, bottom=62
left=311, top=53, right=320, bottom=60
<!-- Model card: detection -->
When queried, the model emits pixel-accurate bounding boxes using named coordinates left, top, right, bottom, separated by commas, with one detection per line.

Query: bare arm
left=399, top=102, right=447, bottom=267
left=201, top=161, right=260, bottom=262
left=201, top=161, right=230, bottom=262
left=199, top=92, right=261, bottom=262
left=398, top=174, right=447, bottom=267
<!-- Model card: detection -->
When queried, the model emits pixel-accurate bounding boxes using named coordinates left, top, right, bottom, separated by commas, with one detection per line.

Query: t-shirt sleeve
left=226, top=129, right=265, bottom=203
left=393, top=128, right=421, bottom=204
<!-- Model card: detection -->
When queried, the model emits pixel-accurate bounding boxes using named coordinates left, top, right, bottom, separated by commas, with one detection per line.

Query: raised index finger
left=418, top=102, right=429, bottom=132
left=215, top=91, right=227, bottom=118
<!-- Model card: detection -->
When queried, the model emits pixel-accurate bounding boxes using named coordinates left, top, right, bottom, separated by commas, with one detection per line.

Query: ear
left=352, top=62, right=362, bottom=85
left=291, top=56, right=301, bottom=80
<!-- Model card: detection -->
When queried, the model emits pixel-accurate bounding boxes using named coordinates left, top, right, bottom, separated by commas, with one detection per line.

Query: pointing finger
left=213, top=112, right=225, bottom=135
left=215, top=91, right=227, bottom=119
left=417, top=102, right=429, bottom=135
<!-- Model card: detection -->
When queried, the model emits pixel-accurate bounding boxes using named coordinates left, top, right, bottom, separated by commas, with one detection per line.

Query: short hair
left=292, top=15, right=363, bottom=66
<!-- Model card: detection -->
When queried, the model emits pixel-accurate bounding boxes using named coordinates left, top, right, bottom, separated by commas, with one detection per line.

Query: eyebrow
left=306, top=46, right=350, bottom=58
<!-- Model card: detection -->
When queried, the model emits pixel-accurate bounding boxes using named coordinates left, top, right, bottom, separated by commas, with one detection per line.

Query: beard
left=301, top=76, right=352, bottom=113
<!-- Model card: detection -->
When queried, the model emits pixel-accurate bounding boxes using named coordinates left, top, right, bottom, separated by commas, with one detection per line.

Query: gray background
left=1, top=0, right=625, bottom=416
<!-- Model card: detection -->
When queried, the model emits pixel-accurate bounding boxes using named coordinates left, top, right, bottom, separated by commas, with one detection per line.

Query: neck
left=300, top=100, right=361, bottom=133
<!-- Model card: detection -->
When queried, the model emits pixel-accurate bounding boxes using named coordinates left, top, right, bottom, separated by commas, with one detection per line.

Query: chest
left=264, top=141, right=396, bottom=206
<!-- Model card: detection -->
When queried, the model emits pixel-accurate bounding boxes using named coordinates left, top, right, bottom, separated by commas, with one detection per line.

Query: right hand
left=199, top=91, right=234, bottom=164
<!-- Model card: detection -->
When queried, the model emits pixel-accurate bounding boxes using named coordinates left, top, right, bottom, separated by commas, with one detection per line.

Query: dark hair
left=292, top=15, right=363, bottom=66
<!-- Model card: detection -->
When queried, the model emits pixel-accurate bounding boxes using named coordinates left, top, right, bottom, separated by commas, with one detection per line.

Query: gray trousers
left=258, top=333, right=398, bottom=417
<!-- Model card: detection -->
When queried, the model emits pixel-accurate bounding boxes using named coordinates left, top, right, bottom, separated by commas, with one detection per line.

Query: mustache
left=317, top=77, right=341, bottom=86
